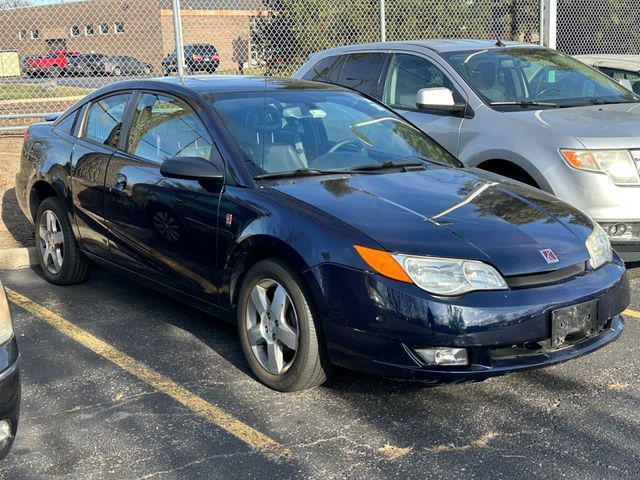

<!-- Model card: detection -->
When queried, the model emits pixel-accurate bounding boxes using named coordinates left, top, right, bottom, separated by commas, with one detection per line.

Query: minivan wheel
left=35, top=196, right=90, bottom=285
left=237, top=259, right=332, bottom=391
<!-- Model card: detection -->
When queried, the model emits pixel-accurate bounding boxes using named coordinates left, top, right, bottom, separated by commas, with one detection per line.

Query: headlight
left=354, top=245, right=508, bottom=296
left=561, top=149, right=640, bottom=185
left=585, top=223, right=613, bottom=270
left=0, top=286, right=13, bottom=345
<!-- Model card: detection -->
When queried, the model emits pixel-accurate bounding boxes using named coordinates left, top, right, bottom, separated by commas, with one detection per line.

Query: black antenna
left=495, top=36, right=506, bottom=47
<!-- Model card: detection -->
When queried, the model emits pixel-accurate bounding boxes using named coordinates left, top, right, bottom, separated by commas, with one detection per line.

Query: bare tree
left=0, top=0, right=30, bottom=9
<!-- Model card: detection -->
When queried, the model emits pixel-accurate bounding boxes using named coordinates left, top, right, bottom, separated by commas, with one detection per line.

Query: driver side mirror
left=160, top=156, right=223, bottom=181
left=617, top=78, right=633, bottom=91
left=416, top=87, right=467, bottom=113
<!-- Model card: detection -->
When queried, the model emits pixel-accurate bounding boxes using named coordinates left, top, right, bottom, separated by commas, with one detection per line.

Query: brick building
left=0, top=0, right=267, bottom=72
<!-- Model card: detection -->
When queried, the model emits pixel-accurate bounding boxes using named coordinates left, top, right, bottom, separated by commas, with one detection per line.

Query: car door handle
left=113, top=173, right=127, bottom=191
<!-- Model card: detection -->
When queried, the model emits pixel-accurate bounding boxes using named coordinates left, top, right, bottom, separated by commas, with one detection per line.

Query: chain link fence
left=0, top=0, right=543, bottom=128
left=557, top=0, right=640, bottom=55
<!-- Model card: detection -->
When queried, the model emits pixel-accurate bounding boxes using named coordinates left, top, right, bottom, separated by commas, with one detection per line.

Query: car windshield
left=207, top=89, right=461, bottom=178
left=442, top=47, right=640, bottom=109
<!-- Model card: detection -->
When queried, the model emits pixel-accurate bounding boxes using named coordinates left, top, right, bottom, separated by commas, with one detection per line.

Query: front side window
left=302, top=56, right=343, bottom=83
left=336, top=53, right=386, bottom=98
left=443, top=47, right=640, bottom=109
left=208, top=89, right=460, bottom=178
left=127, top=93, right=213, bottom=165
left=84, top=93, right=130, bottom=148
left=384, top=54, right=454, bottom=110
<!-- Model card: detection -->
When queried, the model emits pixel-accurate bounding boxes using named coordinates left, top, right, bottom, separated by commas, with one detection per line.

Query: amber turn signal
left=354, top=245, right=413, bottom=283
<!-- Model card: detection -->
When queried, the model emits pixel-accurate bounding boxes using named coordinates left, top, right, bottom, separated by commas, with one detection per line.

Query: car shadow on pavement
left=1, top=188, right=34, bottom=248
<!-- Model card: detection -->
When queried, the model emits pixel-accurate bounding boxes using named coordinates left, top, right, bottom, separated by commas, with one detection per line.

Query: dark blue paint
left=15, top=77, right=629, bottom=384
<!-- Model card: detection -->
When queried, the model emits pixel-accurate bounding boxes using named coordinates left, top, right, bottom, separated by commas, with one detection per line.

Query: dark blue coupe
left=16, top=77, right=629, bottom=391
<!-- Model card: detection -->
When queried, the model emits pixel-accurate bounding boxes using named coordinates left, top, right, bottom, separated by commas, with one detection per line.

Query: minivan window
left=442, top=48, right=640, bottom=108
left=337, top=53, right=386, bottom=98
left=302, top=55, right=343, bottom=83
left=127, top=93, right=213, bottom=165
left=84, top=93, right=130, bottom=148
left=384, top=54, right=454, bottom=109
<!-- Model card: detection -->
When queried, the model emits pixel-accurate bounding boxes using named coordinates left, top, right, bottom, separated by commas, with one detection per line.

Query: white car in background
left=575, top=54, right=640, bottom=94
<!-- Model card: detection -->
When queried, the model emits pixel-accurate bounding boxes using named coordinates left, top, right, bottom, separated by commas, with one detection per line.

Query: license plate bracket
left=551, top=300, right=601, bottom=348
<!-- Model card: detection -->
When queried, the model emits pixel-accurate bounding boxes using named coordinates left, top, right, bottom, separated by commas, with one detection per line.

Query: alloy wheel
left=38, top=210, right=64, bottom=274
left=245, top=279, right=299, bottom=375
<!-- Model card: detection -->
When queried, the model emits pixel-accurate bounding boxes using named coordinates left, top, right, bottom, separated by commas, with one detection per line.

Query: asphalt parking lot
left=0, top=264, right=638, bottom=479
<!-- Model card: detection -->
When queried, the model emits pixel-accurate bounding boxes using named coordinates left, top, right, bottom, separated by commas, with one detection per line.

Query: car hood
left=507, top=103, right=640, bottom=148
left=270, top=167, right=594, bottom=277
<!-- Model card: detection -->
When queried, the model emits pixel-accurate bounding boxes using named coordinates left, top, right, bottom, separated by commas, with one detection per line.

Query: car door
left=382, top=53, right=466, bottom=156
left=71, top=91, right=133, bottom=257
left=103, top=90, right=223, bottom=300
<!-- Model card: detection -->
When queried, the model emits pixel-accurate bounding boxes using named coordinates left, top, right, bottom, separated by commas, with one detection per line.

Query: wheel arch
left=226, top=234, right=316, bottom=312
left=475, top=158, right=551, bottom=192
left=29, top=179, right=63, bottom=222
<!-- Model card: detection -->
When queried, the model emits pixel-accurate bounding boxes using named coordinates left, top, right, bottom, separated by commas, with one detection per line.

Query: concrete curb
left=0, top=247, right=38, bottom=270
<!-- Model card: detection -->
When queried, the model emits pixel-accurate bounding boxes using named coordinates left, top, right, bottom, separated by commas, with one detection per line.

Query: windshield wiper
left=490, top=100, right=558, bottom=108
left=586, top=97, right=636, bottom=105
left=346, top=161, right=426, bottom=172
left=254, top=168, right=342, bottom=180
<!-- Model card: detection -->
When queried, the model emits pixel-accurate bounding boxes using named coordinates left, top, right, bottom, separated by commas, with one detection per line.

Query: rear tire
left=237, top=259, right=332, bottom=391
left=35, top=196, right=90, bottom=285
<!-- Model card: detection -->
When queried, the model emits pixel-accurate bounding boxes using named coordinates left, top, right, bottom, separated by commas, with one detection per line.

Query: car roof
left=310, top=38, right=537, bottom=55
left=574, top=54, right=640, bottom=72
left=84, top=76, right=349, bottom=102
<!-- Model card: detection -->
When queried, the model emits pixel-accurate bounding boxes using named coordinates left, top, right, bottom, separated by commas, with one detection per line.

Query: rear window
left=336, top=53, right=386, bottom=98
left=302, top=55, right=343, bottom=83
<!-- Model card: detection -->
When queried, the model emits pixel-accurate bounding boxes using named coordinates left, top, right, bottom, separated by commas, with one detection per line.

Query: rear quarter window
left=302, top=55, right=343, bottom=83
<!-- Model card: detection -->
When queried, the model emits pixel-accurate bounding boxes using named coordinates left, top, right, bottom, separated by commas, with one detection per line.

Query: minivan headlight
left=585, top=223, right=613, bottom=270
left=561, top=149, right=640, bottom=184
left=0, top=286, right=13, bottom=345
left=354, top=245, right=508, bottom=295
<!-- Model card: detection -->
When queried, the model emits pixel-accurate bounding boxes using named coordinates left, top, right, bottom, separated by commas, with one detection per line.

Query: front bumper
left=306, top=258, right=629, bottom=383
left=0, top=337, right=20, bottom=459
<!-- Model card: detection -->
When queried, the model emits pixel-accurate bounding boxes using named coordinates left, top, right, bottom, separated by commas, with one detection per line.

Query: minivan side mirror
left=416, top=87, right=467, bottom=113
left=160, top=156, right=223, bottom=181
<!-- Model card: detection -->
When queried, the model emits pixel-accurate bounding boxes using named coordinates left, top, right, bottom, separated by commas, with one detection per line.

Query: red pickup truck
left=24, top=51, right=80, bottom=77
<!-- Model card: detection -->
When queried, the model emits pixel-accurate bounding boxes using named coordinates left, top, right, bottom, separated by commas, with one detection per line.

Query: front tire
left=237, top=259, right=331, bottom=391
left=35, top=196, right=90, bottom=285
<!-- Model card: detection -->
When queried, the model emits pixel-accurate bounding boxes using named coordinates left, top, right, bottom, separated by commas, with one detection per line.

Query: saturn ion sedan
left=16, top=76, right=629, bottom=391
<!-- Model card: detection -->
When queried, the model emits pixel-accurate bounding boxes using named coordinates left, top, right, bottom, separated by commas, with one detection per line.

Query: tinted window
left=302, top=56, right=343, bottom=83
left=127, top=93, right=213, bottom=165
left=337, top=53, right=386, bottom=97
left=384, top=54, right=454, bottom=109
left=55, top=110, right=78, bottom=135
left=84, top=93, right=130, bottom=148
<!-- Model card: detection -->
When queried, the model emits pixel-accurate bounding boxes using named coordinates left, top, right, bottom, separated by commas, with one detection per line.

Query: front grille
left=505, top=262, right=586, bottom=289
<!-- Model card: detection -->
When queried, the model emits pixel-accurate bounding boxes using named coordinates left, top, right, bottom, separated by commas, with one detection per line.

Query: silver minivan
left=294, top=40, right=640, bottom=261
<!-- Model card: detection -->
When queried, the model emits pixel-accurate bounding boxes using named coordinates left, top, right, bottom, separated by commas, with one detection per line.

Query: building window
left=85, top=24, right=94, bottom=36
left=70, top=26, right=80, bottom=37
left=19, top=30, right=27, bottom=40
left=99, top=23, right=109, bottom=35
left=114, top=22, right=125, bottom=34
left=30, top=29, right=39, bottom=39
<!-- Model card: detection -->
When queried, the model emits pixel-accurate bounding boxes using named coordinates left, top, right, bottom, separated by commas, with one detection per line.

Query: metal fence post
left=541, top=0, right=557, bottom=49
left=380, top=0, right=386, bottom=42
left=172, top=0, right=186, bottom=76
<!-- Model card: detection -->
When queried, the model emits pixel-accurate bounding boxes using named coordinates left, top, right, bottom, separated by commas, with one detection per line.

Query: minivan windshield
left=442, top=47, right=640, bottom=109
left=208, top=89, right=461, bottom=178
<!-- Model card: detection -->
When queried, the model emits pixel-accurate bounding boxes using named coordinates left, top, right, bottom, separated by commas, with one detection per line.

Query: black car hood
left=270, top=166, right=594, bottom=276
